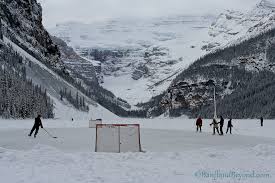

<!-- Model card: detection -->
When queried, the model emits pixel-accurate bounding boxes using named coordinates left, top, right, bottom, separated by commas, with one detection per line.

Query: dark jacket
left=196, top=118, right=202, bottom=126
left=227, top=119, right=233, bottom=127
left=219, top=117, right=224, bottom=127
left=34, top=117, right=43, bottom=128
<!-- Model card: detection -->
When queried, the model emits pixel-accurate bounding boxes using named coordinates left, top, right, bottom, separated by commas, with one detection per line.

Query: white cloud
left=39, top=0, right=261, bottom=28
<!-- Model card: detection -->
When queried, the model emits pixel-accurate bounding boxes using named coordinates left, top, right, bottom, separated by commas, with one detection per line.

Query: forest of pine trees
left=0, top=43, right=54, bottom=119
left=60, top=88, right=89, bottom=112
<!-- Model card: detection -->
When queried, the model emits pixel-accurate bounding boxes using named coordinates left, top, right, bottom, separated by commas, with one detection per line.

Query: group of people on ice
left=196, top=116, right=233, bottom=135
left=28, top=114, right=265, bottom=138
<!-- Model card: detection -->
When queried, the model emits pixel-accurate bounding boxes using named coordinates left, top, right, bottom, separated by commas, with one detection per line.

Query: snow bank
left=0, top=117, right=274, bottom=182
left=0, top=144, right=274, bottom=183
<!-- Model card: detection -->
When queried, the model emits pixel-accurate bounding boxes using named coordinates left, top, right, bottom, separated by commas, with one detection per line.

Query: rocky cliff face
left=51, top=36, right=98, bottom=84
left=0, top=0, right=60, bottom=67
left=143, top=27, right=275, bottom=118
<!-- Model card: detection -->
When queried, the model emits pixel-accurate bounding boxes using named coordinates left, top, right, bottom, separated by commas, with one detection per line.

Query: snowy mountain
left=50, top=16, right=214, bottom=105
left=141, top=24, right=275, bottom=118
left=208, top=0, right=275, bottom=45
left=0, top=0, right=137, bottom=119
left=1, top=0, right=275, bottom=119
left=51, top=36, right=97, bottom=84
left=0, top=0, right=103, bottom=118
left=0, top=0, right=60, bottom=67
left=50, top=0, right=275, bottom=106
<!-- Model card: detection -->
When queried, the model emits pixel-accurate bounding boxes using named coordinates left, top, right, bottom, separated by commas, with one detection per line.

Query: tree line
left=60, top=88, right=89, bottom=112
left=0, top=43, right=54, bottom=119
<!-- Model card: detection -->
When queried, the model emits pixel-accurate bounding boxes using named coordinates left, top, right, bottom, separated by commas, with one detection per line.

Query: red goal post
left=95, top=124, right=142, bottom=153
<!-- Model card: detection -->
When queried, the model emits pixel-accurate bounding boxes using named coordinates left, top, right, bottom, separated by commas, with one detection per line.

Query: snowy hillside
left=142, top=16, right=275, bottom=118
left=208, top=0, right=275, bottom=46
left=0, top=36, right=115, bottom=120
left=0, top=0, right=60, bottom=68
left=1, top=0, right=141, bottom=119
left=2, top=36, right=100, bottom=118
left=49, top=0, right=275, bottom=106
left=0, top=0, right=99, bottom=119
left=50, top=16, right=214, bottom=105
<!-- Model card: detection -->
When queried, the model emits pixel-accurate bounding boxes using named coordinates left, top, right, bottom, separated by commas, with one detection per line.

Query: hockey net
left=95, top=124, right=141, bottom=153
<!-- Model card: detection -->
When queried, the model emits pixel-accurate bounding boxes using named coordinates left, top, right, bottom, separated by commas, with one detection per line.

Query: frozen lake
left=1, top=118, right=275, bottom=183
left=1, top=127, right=275, bottom=153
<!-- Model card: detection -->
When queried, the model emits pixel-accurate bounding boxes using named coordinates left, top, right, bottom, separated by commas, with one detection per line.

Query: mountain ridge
left=50, top=0, right=275, bottom=107
left=0, top=0, right=139, bottom=118
left=142, top=27, right=275, bottom=118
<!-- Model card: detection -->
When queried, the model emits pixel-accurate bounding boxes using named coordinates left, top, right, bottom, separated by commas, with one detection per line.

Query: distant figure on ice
left=71, top=118, right=74, bottom=122
left=28, top=115, right=43, bottom=138
left=196, top=117, right=203, bottom=132
left=219, top=116, right=224, bottom=135
left=226, top=118, right=233, bottom=134
left=210, top=118, right=219, bottom=135
left=260, top=117, right=264, bottom=127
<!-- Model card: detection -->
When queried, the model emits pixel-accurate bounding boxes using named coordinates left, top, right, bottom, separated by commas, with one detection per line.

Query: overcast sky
left=39, top=0, right=261, bottom=28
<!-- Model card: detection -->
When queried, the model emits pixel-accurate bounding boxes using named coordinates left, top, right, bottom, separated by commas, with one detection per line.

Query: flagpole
left=214, top=86, right=217, bottom=119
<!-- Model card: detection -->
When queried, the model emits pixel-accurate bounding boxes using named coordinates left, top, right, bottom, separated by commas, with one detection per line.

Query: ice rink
left=0, top=118, right=275, bottom=183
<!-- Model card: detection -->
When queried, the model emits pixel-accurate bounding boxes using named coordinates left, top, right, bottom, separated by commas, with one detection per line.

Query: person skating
left=260, top=117, right=263, bottom=127
left=196, top=117, right=203, bottom=132
left=226, top=118, right=233, bottom=134
left=28, top=115, right=43, bottom=138
left=210, top=118, right=219, bottom=135
left=219, top=116, right=224, bottom=135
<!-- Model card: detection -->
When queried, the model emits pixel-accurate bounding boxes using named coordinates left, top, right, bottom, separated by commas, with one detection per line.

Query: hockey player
left=196, top=117, right=203, bottom=132
left=260, top=117, right=264, bottom=127
left=219, top=116, right=224, bottom=135
left=28, top=115, right=43, bottom=138
left=210, top=118, right=219, bottom=135
left=226, top=118, right=233, bottom=134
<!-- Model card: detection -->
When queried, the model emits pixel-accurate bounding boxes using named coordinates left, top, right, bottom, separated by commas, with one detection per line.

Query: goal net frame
left=89, top=119, right=102, bottom=128
left=95, top=124, right=142, bottom=153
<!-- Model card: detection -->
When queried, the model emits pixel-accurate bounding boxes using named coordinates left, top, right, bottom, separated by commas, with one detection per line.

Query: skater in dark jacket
left=219, top=116, right=224, bottom=135
left=28, top=115, right=43, bottom=138
left=210, top=118, right=219, bottom=135
left=226, top=118, right=233, bottom=134
left=260, top=117, right=264, bottom=127
left=196, top=117, right=203, bottom=132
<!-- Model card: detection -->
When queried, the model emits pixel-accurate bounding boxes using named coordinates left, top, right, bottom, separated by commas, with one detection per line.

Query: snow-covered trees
left=199, top=71, right=275, bottom=119
left=139, top=28, right=275, bottom=118
left=60, top=89, right=89, bottom=112
left=0, top=44, right=54, bottom=119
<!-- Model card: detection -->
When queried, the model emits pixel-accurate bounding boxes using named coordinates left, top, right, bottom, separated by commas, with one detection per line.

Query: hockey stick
left=43, top=128, right=57, bottom=138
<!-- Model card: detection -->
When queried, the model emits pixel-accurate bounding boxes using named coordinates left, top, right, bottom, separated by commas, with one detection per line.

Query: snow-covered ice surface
left=0, top=117, right=275, bottom=183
